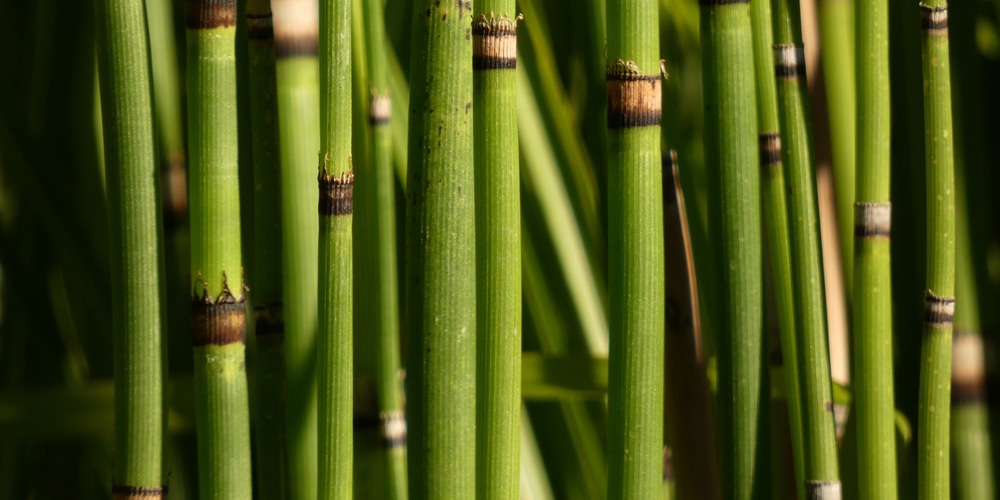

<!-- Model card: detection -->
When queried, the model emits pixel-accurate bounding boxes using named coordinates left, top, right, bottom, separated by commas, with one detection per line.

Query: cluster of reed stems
left=29, top=0, right=1000, bottom=497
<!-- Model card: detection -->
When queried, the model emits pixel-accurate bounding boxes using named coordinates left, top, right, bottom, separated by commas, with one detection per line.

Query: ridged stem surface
left=748, top=0, right=804, bottom=495
left=472, top=5, right=521, bottom=500
left=404, top=0, right=476, bottom=497
left=95, top=0, right=166, bottom=492
left=606, top=0, right=665, bottom=497
left=917, top=3, right=955, bottom=498
left=699, top=1, right=764, bottom=497
left=186, top=2, right=253, bottom=497
left=853, top=0, right=898, bottom=491
left=771, top=0, right=842, bottom=493
left=317, top=0, right=353, bottom=496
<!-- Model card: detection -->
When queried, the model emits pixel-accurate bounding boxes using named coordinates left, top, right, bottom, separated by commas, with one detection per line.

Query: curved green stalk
left=351, top=0, right=407, bottom=496
left=95, top=0, right=166, bottom=494
left=317, top=0, right=353, bottom=496
left=771, top=0, right=842, bottom=495
left=272, top=1, right=321, bottom=497
left=472, top=6, right=521, bottom=500
left=699, top=0, right=764, bottom=496
left=245, top=1, right=289, bottom=496
left=186, top=1, right=253, bottom=498
left=916, top=4, right=955, bottom=498
left=404, top=0, right=476, bottom=497
left=748, top=0, right=804, bottom=495
left=605, top=1, right=665, bottom=497
left=853, top=0, right=897, bottom=490
left=816, top=0, right=856, bottom=294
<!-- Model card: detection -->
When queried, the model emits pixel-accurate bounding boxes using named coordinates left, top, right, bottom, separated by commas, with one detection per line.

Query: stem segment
left=185, top=1, right=253, bottom=497
left=405, top=0, right=476, bottom=497
left=473, top=7, right=522, bottom=500
left=605, top=0, right=665, bottom=496
left=96, top=0, right=167, bottom=494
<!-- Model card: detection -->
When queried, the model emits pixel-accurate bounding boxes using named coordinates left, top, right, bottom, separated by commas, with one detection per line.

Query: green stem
left=699, top=0, right=764, bottom=496
left=317, top=0, right=353, bottom=496
left=771, top=0, right=842, bottom=494
left=185, top=1, right=253, bottom=498
left=473, top=8, right=521, bottom=500
left=404, top=0, right=476, bottom=497
left=245, top=0, right=288, bottom=496
left=605, top=1, right=665, bottom=497
left=748, top=0, right=804, bottom=493
left=272, top=1, right=321, bottom=497
left=853, top=0, right=898, bottom=489
left=816, top=0, right=857, bottom=296
left=95, top=0, right=166, bottom=493
left=916, top=4, right=955, bottom=499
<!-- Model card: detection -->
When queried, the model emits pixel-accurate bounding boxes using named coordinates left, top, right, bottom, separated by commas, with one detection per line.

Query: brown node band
left=774, top=44, right=806, bottom=80
left=112, top=484, right=168, bottom=499
left=381, top=411, right=407, bottom=449
left=758, top=133, right=782, bottom=167
left=191, top=282, right=246, bottom=346
left=369, top=93, right=391, bottom=125
left=952, top=331, right=986, bottom=405
left=806, top=481, right=842, bottom=499
left=606, top=60, right=662, bottom=129
left=319, top=168, right=354, bottom=216
left=185, top=0, right=237, bottom=29
left=254, top=302, right=284, bottom=338
left=247, top=13, right=274, bottom=40
left=275, top=35, right=318, bottom=58
left=923, top=291, right=955, bottom=329
left=472, top=14, right=520, bottom=70
left=854, top=202, right=891, bottom=239
left=920, top=3, right=948, bottom=33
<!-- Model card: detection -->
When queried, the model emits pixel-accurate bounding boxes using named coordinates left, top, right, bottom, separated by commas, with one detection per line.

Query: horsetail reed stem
left=748, top=0, right=804, bottom=493
left=272, top=1, right=321, bottom=496
left=916, top=4, right=956, bottom=498
left=472, top=7, right=521, bottom=499
left=95, top=0, right=166, bottom=495
left=357, top=0, right=407, bottom=494
left=771, top=0, right=842, bottom=495
left=854, top=0, right=898, bottom=488
left=245, top=0, right=288, bottom=496
left=699, top=0, right=764, bottom=495
left=316, top=0, right=353, bottom=496
left=816, top=0, right=857, bottom=293
left=605, top=1, right=665, bottom=496
left=405, top=0, right=476, bottom=497
left=185, top=1, right=253, bottom=497
left=662, top=151, right=720, bottom=500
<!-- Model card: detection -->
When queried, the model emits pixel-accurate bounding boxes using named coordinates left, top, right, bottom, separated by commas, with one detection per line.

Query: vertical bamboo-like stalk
left=473, top=5, right=521, bottom=499
left=405, top=0, right=476, bottom=497
left=349, top=0, right=407, bottom=495
left=317, top=0, right=353, bottom=495
left=185, top=1, right=253, bottom=498
left=853, top=0, right=897, bottom=489
left=272, top=1, right=321, bottom=497
left=661, top=151, right=720, bottom=500
left=916, top=4, right=955, bottom=498
left=605, top=0, right=664, bottom=496
left=95, top=0, right=166, bottom=496
left=699, top=0, right=764, bottom=496
left=748, top=0, right=805, bottom=494
left=245, top=0, right=288, bottom=496
left=771, top=1, right=842, bottom=496
left=816, top=0, right=857, bottom=293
